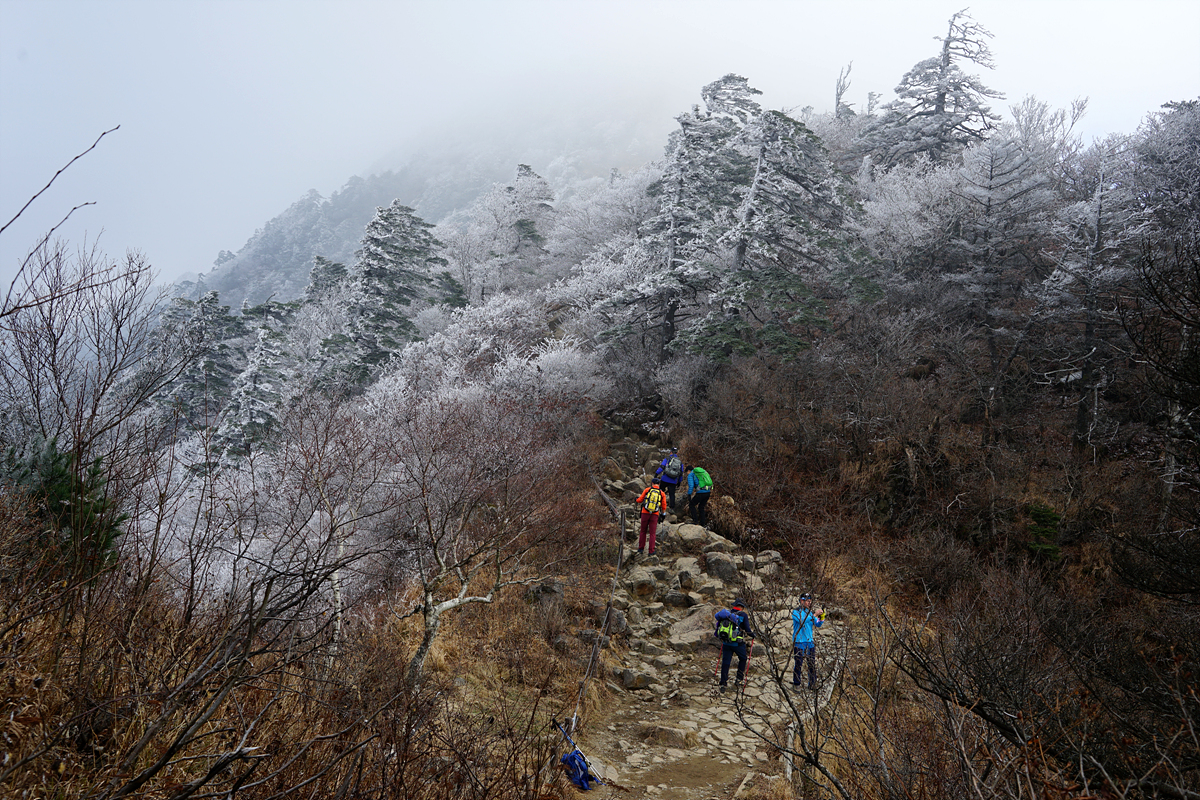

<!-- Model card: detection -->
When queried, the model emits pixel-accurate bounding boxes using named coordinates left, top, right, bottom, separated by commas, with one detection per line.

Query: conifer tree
left=689, top=109, right=852, bottom=358
left=340, top=200, right=445, bottom=382
left=858, top=10, right=1003, bottom=167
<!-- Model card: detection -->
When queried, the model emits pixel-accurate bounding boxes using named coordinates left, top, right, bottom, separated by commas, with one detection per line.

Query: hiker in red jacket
left=635, top=479, right=666, bottom=557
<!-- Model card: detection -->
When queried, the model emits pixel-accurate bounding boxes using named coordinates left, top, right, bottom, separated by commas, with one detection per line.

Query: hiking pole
left=553, top=718, right=604, bottom=785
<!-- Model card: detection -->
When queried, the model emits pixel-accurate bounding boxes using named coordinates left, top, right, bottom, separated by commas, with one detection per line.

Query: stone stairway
left=578, top=431, right=849, bottom=797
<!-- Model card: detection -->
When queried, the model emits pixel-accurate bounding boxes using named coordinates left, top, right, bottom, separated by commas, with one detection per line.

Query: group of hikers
left=714, top=594, right=825, bottom=694
left=632, top=446, right=828, bottom=696
left=633, top=446, right=713, bottom=557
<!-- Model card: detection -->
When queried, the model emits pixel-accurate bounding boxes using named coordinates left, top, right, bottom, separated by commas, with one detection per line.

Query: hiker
left=635, top=479, right=666, bottom=557
left=654, top=446, right=684, bottom=511
left=792, top=593, right=825, bottom=690
left=686, top=465, right=713, bottom=528
left=714, top=597, right=758, bottom=693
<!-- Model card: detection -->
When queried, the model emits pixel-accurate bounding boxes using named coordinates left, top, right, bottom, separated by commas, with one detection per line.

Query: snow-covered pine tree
left=608, top=75, right=758, bottom=363
left=686, top=108, right=853, bottom=358
left=338, top=200, right=446, bottom=384
left=857, top=10, right=1004, bottom=168
left=214, top=326, right=289, bottom=460
left=155, top=291, right=249, bottom=434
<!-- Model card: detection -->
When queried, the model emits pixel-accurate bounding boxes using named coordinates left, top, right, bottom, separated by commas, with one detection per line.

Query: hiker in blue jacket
left=791, top=593, right=825, bottom=690
left=654, top=446, right=684, bottom=511
left=715, top=598, right=758, bottom=693
left=686, top=466, right=713, bottom=528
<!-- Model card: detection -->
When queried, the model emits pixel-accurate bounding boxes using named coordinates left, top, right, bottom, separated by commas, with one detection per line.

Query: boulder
left=615, top=667, right=657, bottom=690
left=625, top=567, right=657, bottom=597
left=663, top=590, right=690, bottom=608
left=755, top=562, right=779, bottom=578
left=524, top=579, right=563, bottom=605
left=705, top=552, right=739, bottom=582
left=667, top=630, right=713, bottom=653
left=673, top=556, right=701, bottom=574
left=675, top=524, right=709, bottom=546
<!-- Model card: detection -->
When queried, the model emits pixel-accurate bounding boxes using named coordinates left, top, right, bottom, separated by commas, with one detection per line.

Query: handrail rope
left=570, top=477, right=630, bottom=734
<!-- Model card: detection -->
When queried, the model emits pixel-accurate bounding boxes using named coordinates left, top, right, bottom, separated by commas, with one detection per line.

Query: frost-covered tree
left=609, top=75, right=758, bottom=362
left=214, top=326, right=289, bottom=459
left=338, top=200, right=445, bottom=383
left=1042, top=137, right=1144, bottom=452
left=155, top=291, right=249, bottom=434
left=1133, top=99, right=1200, bottom=237
left=687, top=109, right=852, bottom=358
left=547, top=165, right=662, bottom=265
left=437, top=165, right=555, bottom=304
left=855, top=154, right=967, bottom=277
left=858, top=10, right=1003, bottom=167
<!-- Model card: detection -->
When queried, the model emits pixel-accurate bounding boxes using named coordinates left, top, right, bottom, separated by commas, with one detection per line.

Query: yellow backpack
left=643, top=488, right=664, bottom=513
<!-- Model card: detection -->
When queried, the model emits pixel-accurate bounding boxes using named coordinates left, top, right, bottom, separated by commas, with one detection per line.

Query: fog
left=2, top=0, right=1197, bottom=286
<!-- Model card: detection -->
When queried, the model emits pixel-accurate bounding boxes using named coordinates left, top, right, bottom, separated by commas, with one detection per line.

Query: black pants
left=661, top=480, right=680, bottom=509
left=689, top=491, right=710, bottom=526
left=720, top=640, right=749, bottom=686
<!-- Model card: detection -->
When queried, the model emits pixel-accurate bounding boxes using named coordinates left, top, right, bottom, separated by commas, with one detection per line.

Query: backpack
left=561, top=749, right=600, bottom=790
left=693, top=467, right=713, bottom=491
left=642, top=488, right=664, bottom=514
left=715, top=608, right=741, bottom=643
left=664, top=455, right=683, bottom=479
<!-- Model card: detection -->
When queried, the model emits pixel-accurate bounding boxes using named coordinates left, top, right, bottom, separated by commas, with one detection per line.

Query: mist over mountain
left=177, top=106, right=671, bottom=310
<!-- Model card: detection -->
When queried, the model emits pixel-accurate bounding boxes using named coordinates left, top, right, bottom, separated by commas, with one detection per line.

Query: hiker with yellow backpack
left=714, top=598, right=758, bottom=694
left=635, top=479, right=666, bottom=557
left=685, top=466, right=713, bottom=528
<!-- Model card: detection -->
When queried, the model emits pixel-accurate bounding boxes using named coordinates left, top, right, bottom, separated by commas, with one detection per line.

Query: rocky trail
left=562, top=437, right=854, bottom=799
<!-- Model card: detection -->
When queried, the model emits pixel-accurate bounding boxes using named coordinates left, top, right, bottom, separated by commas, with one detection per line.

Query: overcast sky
left=2, top=0, right=1198, bottom=286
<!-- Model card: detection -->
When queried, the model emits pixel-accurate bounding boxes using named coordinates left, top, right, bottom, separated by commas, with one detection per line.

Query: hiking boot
left=719, top=684, right=727, bottom=694
left=636, top=548, right=644, bottom=557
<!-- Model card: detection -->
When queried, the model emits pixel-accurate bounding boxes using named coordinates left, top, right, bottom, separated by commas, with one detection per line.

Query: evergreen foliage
left=1, top=437, right=126, bottom=576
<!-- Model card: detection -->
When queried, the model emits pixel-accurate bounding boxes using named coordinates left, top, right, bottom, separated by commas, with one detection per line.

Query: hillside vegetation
left=1, top=11, right=1197, bottom=798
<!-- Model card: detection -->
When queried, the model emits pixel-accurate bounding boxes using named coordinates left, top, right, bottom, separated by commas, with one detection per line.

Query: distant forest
left=1, top=10, right=1197, bottom=799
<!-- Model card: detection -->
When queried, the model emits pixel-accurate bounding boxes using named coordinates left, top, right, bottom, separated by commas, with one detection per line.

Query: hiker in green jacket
left=686, top=466, right=713, bottom=528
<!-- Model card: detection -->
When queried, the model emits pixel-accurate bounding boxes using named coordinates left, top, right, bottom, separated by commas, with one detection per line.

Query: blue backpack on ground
left=562, top=748, right=601, bottom=790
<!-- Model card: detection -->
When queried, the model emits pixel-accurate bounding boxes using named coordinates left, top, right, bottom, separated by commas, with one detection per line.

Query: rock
left=755, top=562, right=779, bottom=578
left=663, top=590, right=689, bottom=607
left=758, top=549, right=783, bottom=563
left=673, top=556, right=701, bottom=574
left=696, top=579, right=723, bottom=597
left=524, top=579, right=563, bottom=605
left=703, top=539, right=736, bottom=554
left=642, top=724, right=693, bottom=748
left=675, top=524, right=709, bottom=546
left=650, top=654, right=679, bottom=669
left=705, top=552, right=739, bottom=582
left=686, top=592, right=706, bottom=606
left=667, top=630, right=712, bottom=653
left=743, top=574, right=765, bottom=591
left=616, top=667, right=658, bottom=690
left=676, top=572, right=696, bottom=591
left=627, top=606, right=645, bottom=625
left=626, top=567, right=658, bottom=597
left=600, top=460, right=625, bottom=481
left=593, top=606, right=627, bottom=635
left=641, top=642, right=668, bottom=656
